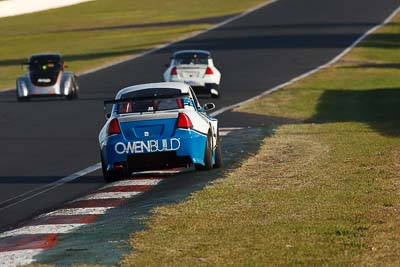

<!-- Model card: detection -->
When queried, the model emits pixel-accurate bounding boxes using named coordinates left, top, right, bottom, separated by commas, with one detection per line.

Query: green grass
left=0, top=0, right=267, bottom=89
left=120, top=11, right=400, bottom=267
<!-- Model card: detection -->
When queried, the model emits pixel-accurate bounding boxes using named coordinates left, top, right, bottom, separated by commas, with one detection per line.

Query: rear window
left=173, top=52, right=209, bottom=65
left=117, top=88, right=185, bottom=114
left=29, top=55, right=62, bottom=72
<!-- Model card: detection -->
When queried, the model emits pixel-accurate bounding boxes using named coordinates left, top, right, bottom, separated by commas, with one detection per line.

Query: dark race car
left=16, top=53, right=79, bottom=101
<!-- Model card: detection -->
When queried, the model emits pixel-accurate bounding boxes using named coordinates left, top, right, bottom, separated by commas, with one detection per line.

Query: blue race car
left=99, top=82, right=222, bottom=182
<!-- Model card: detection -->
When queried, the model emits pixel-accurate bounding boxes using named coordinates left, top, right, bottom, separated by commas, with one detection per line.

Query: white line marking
left=0, top=224, right=84, bottom=238
left=210, top=5, right=400, bottom=117
left=0, top=163, right=101, bottom=212
left=0, top=249, right=44, bottom=267
left=219, top=127, right=245, bottom=131
left=219, top=127, right=245, bottom=136
left=76, top=191, right=141, bottom=200
left=43, top=207, right=110, bottom=216
left=101, top=179, right=162, bottom=189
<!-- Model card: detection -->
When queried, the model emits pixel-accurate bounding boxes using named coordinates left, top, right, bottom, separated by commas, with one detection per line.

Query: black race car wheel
left=211, top=91, right=219, bottom=98
left=16, top=92, right=30, bottom=102
left=66, top=87, right=78, bottom=100
left=195, top=133, right=213, bottom=171
left=17, top=97, right=30, bottom=102
left=208, top=84, right=219, bottom=98
left=66, top=88, right=74, bottom=100
left=101, top=156, right=119, bottom=183
left=74, top=86, right=80, bottom=99
left=213, top=135, right=222, bottom=168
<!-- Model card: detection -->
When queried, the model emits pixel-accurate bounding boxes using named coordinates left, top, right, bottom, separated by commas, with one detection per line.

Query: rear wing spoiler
left=20, top=62, right=29, bottom=69
left=103, top=93, right=190, bottom=117
left=103, top=93, right=189, bottom=106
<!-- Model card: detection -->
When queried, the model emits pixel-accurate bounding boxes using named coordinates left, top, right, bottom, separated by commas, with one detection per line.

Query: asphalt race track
left=0, top=0, right=399, bottom=232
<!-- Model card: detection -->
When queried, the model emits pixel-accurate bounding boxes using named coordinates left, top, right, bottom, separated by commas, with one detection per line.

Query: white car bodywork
left=163, top=50, right=221, bottom=98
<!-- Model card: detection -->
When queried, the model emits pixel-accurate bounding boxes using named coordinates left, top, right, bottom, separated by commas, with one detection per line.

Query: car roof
left=29, top=53, right=63, bottom=61
left=115, top=82, right=191, bottom=99
left=172, top=50, right=211, bottom=57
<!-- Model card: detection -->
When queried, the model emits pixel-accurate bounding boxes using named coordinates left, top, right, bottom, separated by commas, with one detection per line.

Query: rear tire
left=66, top=86, right=78, bottom=100
left=195, top=133, right=213, bottom=171
left=211, top=92, right=219, bottom=98
left=213, top=135, right=222, bottom=168
left=103, top=171, right=118, bottom=183
left=66, top=88, right=74, bottom=100
left=17, top=96, right=30, bottom=102
left=17, top=91, right=30, bottom=102
left=73, top=85, right=80, bottom=99
left=101, top=156, right=119, bottom=183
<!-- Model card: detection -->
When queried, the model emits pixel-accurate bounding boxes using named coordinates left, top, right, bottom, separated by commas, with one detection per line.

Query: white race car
left=163, top=50, right=221, bottom=98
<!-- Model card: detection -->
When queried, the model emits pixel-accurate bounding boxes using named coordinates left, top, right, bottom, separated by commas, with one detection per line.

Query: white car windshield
left=29, top=55, right=62, bottom=72
left=173, top=52, right=209, bottom=65
left=116, top=88, right=186, bottom=114
left=117, top=98, right=184, bottom=114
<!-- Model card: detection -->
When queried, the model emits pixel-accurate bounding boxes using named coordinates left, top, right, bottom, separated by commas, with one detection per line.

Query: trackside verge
left=119, top=7, right=400, bottom=267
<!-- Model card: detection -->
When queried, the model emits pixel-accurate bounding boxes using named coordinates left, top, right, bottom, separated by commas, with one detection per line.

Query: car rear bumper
left=127, top=152, right=192, bottom=171
left=28, top=87, right=64, bottom=95
left=101, top=129, right=207, bottom=172
left=18, top=86, right=67, bottom=98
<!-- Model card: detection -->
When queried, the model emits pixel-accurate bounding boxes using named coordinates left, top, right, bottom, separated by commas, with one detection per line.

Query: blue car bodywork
left=99, top=82, right=221, bottom=181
